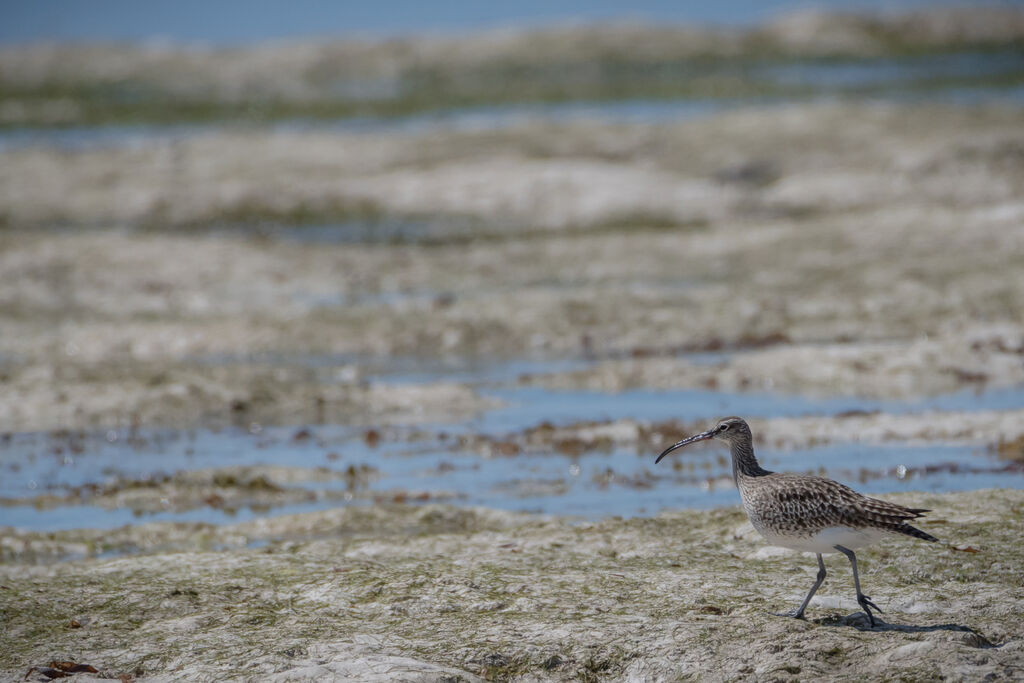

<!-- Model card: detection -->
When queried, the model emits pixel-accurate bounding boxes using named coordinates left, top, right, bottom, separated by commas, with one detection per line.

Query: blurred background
left=2, top=1, right=1024, bottom=558
left=0, top=0, right=960, bottom=42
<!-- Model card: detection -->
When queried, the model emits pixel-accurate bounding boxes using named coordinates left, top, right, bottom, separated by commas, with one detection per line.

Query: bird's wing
left=750, top=474, right=927, bottom=534
left=745, top=474, right=852, bottom=533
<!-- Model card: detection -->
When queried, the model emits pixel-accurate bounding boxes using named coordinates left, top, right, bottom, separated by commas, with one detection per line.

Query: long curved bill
left=655, top=428, right=715, bottom=464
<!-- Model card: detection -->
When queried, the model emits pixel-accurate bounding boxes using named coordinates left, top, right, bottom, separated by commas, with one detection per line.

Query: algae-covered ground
left=2, top=102, right=1024, bottom=432
left=2, top=6, right=1023, bottom=128
left=3, top=491, right=1023, bottom=681
left=3, top=6, right=1024, bottom=681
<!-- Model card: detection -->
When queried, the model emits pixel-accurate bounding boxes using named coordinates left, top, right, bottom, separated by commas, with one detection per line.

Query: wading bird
left=656, top=417, right=938, bottom=626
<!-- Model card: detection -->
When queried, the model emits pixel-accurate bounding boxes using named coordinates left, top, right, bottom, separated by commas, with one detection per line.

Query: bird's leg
left=775, top=553, right=826, bottom=620
left=835, top=544, right=882, bottom=627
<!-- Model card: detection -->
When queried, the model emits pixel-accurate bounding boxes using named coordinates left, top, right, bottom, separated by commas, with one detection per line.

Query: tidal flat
left=2, top=7, right=1024, bottom=681
left=3, top=492, right=1023, bottom=681
left=3, top=5, right=1023, bottom=128
left=2, top=103, right=1023, bottom=431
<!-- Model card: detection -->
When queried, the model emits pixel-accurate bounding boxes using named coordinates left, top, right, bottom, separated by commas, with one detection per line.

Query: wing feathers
left=744, top=474, right=939, bottom=542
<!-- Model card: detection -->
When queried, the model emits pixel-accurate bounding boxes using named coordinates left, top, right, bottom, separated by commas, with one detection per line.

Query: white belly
left=758, top=525, right=890, bottom=554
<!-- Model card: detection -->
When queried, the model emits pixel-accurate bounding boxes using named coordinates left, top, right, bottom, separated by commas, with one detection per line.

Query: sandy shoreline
left=4, top=490, right=1023, bottom=681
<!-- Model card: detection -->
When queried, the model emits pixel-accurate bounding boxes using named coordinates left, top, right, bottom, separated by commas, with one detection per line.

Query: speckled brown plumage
left=738, top=472, right=938, bottom=543
left=656, top=416, right=941, bottom=626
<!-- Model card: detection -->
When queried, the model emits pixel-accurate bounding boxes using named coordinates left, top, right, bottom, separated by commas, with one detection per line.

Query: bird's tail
left=863, top=499, right=939, bottom=542
left=893, top=523, right=939, bottom=543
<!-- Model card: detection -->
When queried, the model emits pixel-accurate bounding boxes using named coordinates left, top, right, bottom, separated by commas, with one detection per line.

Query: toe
left=859, top=595, right=883, bottom=613
left=772, top=610, right=805, bottom=620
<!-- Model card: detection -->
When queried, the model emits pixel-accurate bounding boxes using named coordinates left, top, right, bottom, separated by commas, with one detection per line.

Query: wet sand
left=4, top=491, right=1024, bottom=681
left=2, top=103, right=1023, bottom=431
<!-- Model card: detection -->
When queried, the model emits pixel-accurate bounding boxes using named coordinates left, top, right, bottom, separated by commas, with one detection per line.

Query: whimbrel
left=656, top=417, right=938, bottom=626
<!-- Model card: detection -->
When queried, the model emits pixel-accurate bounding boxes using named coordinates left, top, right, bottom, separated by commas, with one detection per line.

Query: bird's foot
left=856, top=593, right=883, bottom=627
left=772, top=609, right=806, bottom=620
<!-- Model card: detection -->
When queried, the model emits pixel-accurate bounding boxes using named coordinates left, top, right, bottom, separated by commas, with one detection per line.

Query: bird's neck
left=731, top=441, right=771, bottom=483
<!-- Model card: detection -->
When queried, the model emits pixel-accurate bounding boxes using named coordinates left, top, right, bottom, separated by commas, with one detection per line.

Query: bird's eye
left=719, top=423, right=729, bottom=432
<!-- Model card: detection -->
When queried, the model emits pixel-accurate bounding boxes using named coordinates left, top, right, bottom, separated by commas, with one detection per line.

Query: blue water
left=2, top=379, right=1022, bottom=532
left=1, top=432, right=1016, bottom=531
left=3, top=86, right=1021, bottom=156
left=757, top=51, right=1024, bottom=90
left=5, top=80, right=1024, bottom=156
left=0, top=0, right=944, bottom=44
left=0, top=122, right=214, bottom=153
left=473, top=384, right=1024, bottom=435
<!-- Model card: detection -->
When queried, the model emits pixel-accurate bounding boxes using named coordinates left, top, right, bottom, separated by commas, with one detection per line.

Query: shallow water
left=1, top=427, right=1017, bottom=531
left=756, top=51, right=1024, bottom=90
left=477, top=384, right=1024, bottom=434
left=2, top=378, right=1022, bottom=532
left=2, top=50, right=1021, bottom=154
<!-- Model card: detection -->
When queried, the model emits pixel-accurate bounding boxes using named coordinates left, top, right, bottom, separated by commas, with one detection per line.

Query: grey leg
left=835, top=545, right=883, bottom=627
left=775, top=553, right=826, bottom=620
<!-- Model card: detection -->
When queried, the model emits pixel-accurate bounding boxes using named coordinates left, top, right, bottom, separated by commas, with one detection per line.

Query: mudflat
left=2, top=9, right=1024, bottom=681
left=3, top=491, right=1022, bottom=680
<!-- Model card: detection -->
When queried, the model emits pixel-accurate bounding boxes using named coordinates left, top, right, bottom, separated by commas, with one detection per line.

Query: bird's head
left=655, top=416, right=750, bottom=464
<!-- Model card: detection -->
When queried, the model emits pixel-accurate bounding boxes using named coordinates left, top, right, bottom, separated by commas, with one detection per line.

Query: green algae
left=2, top=491, right=1022, bottom=680
left=2, top=8, right=1024, bottom=129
